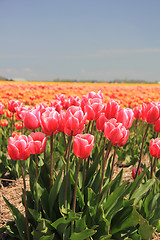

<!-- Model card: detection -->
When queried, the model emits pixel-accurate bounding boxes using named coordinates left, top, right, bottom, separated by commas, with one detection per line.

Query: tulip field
left=1, top=81, right=160, bottom=239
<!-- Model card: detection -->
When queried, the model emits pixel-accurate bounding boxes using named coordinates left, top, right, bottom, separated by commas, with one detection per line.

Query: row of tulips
left=1, top=90, right=160, bottom=239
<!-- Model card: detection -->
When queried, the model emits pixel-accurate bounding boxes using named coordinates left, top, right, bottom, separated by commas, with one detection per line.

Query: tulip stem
left=135, top=123, right=150, bottom=179
left=50, top=132, right=54, bottom=189
left=86, top=120, right=91, bottom=133
left=73, top=157, right=82, bottom=213
left=35, top=154, right=39, bottom=211
left=63, top=132, right=67, bottom=149
left=109, top=144, right=118, bottom=183
left=19, top=161, right=30, bottom=240
left=64, top=131, right=73, bottom=209
left=91, top=120, right=95, bottom=135
left=98, top=141, right=112, bottom=201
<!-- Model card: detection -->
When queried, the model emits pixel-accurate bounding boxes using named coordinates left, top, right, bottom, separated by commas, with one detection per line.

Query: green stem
left=72, top=158, right=82, bottom=213
left=35, top=154, right=39, bottom=211
left=50, top=132, right=54, bottom=189
left=64, top=131, right=73, bottom=209
left=135, top=123, right=150, bottom=179
left=109, top=144, right=118, bottom=183
left=98, top=141, right=112, bottom=201
left=19, top=161, right=30, bottom=240
left=86, top=120, right=91, bottom=133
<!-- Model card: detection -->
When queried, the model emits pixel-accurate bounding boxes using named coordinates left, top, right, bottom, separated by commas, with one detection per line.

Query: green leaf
left=131, top=179, right=155, bottom=205
left=3, top=196, right=28, bottom=240
left=49, top=169, right=63, bottom=217
left=39, top=234, right=55, bottom=240
left=29, top=208, right=42, bottom=221
left=70, top=229, right=96, bottom=240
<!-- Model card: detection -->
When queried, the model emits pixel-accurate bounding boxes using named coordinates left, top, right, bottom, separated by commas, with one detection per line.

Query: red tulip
left=84, top=98, right=104, bottom=121
left=0, top=119, right=8, bottom=127
left=132, top=166, right=144, bottom=179
left=40, top=108, right=59, bottom=135
left=7, top=135, right=32, bottom=160
left=104, top=118, right=129, bottom=146
left=116, top=108, right=134, bottom=129
left=23, top=108, right=41, bottom=130
left=8, top=100, right=20, bottom=113
left=64, top=106, right=87, bottom=136
left=73, top=134, right=94, bottom=159
left=154, top=119, right=160, bottom=133
left=105, top=100, right=120, bottom=120
left=15, top=121, right=22, bottom=130
left=142, top=102, right=160, bottom=124
left=149, top=138, right=160, bottom=158
left=133, top=106, right=142, bottom=119
left=29, top=132, right=47, bottom=154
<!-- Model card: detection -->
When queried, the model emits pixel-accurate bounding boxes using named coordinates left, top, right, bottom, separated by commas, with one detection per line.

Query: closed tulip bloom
left=15, top=121, right=22, bottom=130
left=132, top=166, right=144, bottom=179
left=40, top=108, right=59, bottom=135
left=96, top=113, right=108, bottom=132
left=87, top=90, right=103, bottom=101
left=104, top=119, right=129, bottom=146
left=64, top=106, right=87, bottom=136
left=0, top=119, right=8, bottom=127
left=8, top=100, right=20, bottom=113
left=84, top=98, right=104, bottom=121
left=0, top=102, right=4, bottom=115
left=133, top=106, right=142, bottom=119
left=73, top=134, right=94, bottom=159
left=154, top=119, right=160, bottom=133
left=7, top=135, right=32, bottom=160
left=105, top=100, right=120, bottom=120
left=29, top=132, right=47, bottom=154
left=149, top=138, right=160, bottom=158
left=116, top=108, right=134, bottom=129
left=142, top=102, right=160, bottom=124
left=23, top=108, right=41, bottom=130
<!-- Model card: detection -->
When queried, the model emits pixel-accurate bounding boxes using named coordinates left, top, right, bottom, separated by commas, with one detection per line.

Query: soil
left=0, top=155, right=160, bottom=239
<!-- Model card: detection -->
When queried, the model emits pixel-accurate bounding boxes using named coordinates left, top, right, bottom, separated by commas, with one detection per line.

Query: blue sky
left=1, top=0, right=160, bottom=81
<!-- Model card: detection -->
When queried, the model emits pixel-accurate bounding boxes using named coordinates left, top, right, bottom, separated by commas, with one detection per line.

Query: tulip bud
left=73, top=134, right=94, bottom=159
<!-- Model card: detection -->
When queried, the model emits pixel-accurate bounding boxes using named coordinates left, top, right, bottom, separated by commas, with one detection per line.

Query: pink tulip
left=149, top=138, right=160, bottom=158
left=0, top=102, right=4, bottom=115
left=8, top=100, right=20, bottom=113
left=96, top=113, right=108, bottom=132
left=105, top=100, right=120, bottom=120
left=104, top=119, right=129, bottom=146
left=29, top=132, right=47, bottom=154
left=84, top=98, right=104, bottom=121
left=40, top=108, right=59, bottom=135
left=116, top=108, right=134, bottom=129
left=64, top=106, right=87, bottom=136
left=7, top=135, right=32, bottom=160
left=133, top=106, right=142, bottom=119
left=23, top=108, right=41, bottom=130
left=73, top=134, right=94, bottom=159
left=132, top=166, right=144, bottom=179
left=142, top=102, right=160, bottom=124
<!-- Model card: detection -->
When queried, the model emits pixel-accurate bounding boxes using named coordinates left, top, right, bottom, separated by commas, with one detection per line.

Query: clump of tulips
left=1, top=92, right=160, bottom=240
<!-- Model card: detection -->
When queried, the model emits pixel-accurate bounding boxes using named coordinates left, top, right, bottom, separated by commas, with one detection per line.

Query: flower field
left=0, top=81, right=160, bottom=239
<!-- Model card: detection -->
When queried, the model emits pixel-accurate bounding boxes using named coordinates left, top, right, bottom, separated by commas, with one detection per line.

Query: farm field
left=0, top=81, right=160, bottom=239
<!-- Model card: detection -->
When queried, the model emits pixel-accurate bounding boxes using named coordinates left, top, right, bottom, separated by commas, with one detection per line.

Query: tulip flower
left=133, top=106, right=142, bottom=119
left=115, top=108, right=134, bottom=129
left=132, top=166, right=144, bottom=179
left=149, top=138, right=160, bottom=158
left=7, top=134, right=32, bottom=161
left=64, top=106, right=87, bottom=136
left=105, top=100, right=120, bottom=120
left=15, top=121, right=23, bottom=130
left=73, top=134, right=94, bottom=159
left=96, top=113, right=108, bottom=133
left=0, top=119, right=8, bottom=127
left=8, top=100, right=20, bottom=113
left=29, top=132, right=47, bottom=155
left=0, top=102, right=4, bottom=115
left=104, top=119, right=129, bottom=147
left=40, top=108, right=59, bottom=135
left=23, top=108, right=41, bottom=130
left=154, top=119, right=160, bottom=133
left=84, top=98, right=104, bottom=121
left=142, top=102, right=160, bottom=124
